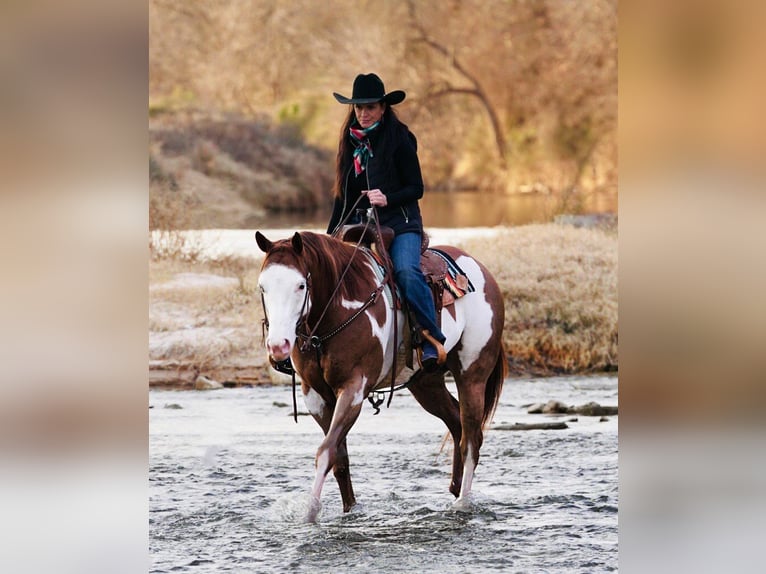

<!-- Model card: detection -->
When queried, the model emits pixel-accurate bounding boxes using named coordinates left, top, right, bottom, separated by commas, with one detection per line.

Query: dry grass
left=461, top=224, right=617, bottom=375
left=149, top=112, right=334, bottom=230
left=149, top=223, right=617, bottom=383
left=149, top=256, right=269, bottom=383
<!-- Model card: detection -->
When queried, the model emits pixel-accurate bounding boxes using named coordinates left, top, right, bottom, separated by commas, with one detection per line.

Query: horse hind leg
left=455, top=390, right=483, bottom=505
left=452, top=364, right=494, bottom=505
left=407, top=370, right=464, bottom=498
left=451, top=336, right=506, bottom=506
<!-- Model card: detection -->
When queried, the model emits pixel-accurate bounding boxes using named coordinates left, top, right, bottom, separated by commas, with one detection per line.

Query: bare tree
left=150, top=0, right=617, bottom=197
left=406, top=0, right=509, bottom=165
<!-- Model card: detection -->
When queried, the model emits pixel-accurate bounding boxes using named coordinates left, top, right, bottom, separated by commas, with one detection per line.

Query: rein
left=328, top=169, right=400, bottom=405
left=369, top=207, right=399, bottom=408
left=261, top=192, right=403, bottom=423
left=289, top=220, right=387, bottom=423
left=296, top=281, right=385, bottom=355
left=325, top=187, right=400, bottom=409
left=297, top=219, right=371, bottom=352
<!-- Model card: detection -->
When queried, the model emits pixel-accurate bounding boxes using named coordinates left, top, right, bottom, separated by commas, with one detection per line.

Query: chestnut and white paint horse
left=255, top=231, right=506, bottom=522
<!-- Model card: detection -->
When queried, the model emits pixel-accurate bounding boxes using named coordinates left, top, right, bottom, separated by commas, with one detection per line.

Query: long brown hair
left=331, top=105, right=409, bottom=199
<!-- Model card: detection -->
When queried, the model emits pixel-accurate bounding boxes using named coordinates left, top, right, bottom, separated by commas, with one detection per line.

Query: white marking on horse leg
left=350, top=377, right=367, bottom=407
left=303, top=388, right=326, bottom=418
left=311, top=449, right=330, bottom=499
left=458, top=442, right=476, bottom=501
left=307, top=449, right=330, bottom=522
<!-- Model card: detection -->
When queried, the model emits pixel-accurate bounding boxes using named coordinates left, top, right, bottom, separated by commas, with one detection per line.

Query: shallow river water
left=150, top=376, right=618, bottom=573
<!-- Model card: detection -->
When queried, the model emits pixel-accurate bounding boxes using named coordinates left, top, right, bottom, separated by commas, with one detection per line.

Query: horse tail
left=482, top=344, right=507, bottom=429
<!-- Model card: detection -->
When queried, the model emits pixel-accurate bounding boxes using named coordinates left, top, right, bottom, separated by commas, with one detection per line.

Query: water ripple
left=150, top=378, right=618, bottom=573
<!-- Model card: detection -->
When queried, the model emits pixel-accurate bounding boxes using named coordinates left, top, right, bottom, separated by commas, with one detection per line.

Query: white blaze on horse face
left=454, top=255, right=494, bottom=370
left=259, top=264, right=310, bottom=361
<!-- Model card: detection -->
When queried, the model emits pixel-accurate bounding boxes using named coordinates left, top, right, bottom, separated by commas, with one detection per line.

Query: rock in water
left=542, top=400, right=569, bottom=414
left=195, top=374, right=223, bottom=390
left=569, top=402, right=618, bottom=416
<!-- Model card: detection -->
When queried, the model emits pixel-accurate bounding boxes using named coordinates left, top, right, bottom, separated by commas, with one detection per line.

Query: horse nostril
left=268, top=338, right=291, bottom=359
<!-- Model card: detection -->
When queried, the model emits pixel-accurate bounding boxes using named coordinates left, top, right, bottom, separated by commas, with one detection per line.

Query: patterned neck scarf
left=349, top=120, right=380, bottom=175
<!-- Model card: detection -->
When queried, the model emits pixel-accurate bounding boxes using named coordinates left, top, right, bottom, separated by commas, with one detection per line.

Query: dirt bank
left=149, top=223, right=617, bottom=387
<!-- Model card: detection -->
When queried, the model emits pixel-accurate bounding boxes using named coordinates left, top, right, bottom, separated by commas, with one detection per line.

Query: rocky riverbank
left=149, top=222, right=617, bottom=387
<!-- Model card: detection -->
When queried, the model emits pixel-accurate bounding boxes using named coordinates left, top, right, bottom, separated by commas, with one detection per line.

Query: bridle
left=259, top=271, right=312, bottom=335
left=294, top=219, right=385, bottom=356
left=259, top=218, right=393, bottom=422
left=259, top=225, right=381, bottom=356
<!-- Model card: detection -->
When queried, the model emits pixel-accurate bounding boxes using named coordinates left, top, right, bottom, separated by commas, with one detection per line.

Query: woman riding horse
left=326, top=73, right=446, bottom=372
left=256, top=229, right=506, bottom=522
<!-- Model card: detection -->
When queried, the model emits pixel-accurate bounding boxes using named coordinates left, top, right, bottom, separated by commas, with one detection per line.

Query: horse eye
left=298, top=284, right=306, bottom=290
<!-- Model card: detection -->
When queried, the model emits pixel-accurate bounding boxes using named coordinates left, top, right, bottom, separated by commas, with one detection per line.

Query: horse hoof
left=452, top=495, right=474, bottom=513
left=305, top=495, right=322, bottom=523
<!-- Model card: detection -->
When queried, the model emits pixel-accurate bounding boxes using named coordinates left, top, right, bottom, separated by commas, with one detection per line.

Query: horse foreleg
left=302, top=428, right=355, bottom=513
left=303, top=385, right=334, bottom=521
left=307, top=381, right=365, bottom=522
left=408, top=371, right=464, bottom=498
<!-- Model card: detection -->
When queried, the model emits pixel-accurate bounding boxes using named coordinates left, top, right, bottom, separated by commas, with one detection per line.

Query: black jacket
left=327, top=128, right=424, bottom=236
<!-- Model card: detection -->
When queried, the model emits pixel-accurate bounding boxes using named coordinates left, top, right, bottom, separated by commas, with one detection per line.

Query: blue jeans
left=389, top=232, right=446, bottom=345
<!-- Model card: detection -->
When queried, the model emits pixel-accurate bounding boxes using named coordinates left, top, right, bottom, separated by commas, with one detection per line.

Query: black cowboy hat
left=333, top=73, right=406, bottom=105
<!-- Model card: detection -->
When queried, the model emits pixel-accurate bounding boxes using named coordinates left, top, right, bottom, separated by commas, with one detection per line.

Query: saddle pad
left=426, top=248, right=476, bottom=299
left=363, top=246, right=474, bottom=308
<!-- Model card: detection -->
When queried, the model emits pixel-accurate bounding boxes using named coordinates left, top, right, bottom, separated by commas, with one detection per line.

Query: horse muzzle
left=267, top=338, right=292, bottom=362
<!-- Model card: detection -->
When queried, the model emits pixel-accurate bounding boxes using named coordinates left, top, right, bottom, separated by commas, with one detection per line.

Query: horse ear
left=291, top=232, right=303, bottom=254
left=255, top=231, right=273, bottom=253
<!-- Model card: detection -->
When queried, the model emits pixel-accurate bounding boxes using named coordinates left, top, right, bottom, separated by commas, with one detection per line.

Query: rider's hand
left=362, top=188, right=387, bottom=207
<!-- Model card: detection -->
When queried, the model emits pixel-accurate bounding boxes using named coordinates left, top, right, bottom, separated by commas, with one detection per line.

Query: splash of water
left=270, top=493, right=323, bottom=523
left=451, top=493, right=476, bottom=513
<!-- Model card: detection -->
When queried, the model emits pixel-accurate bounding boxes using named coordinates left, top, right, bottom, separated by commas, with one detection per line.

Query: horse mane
left=267, top=232, right=374, bottom=302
